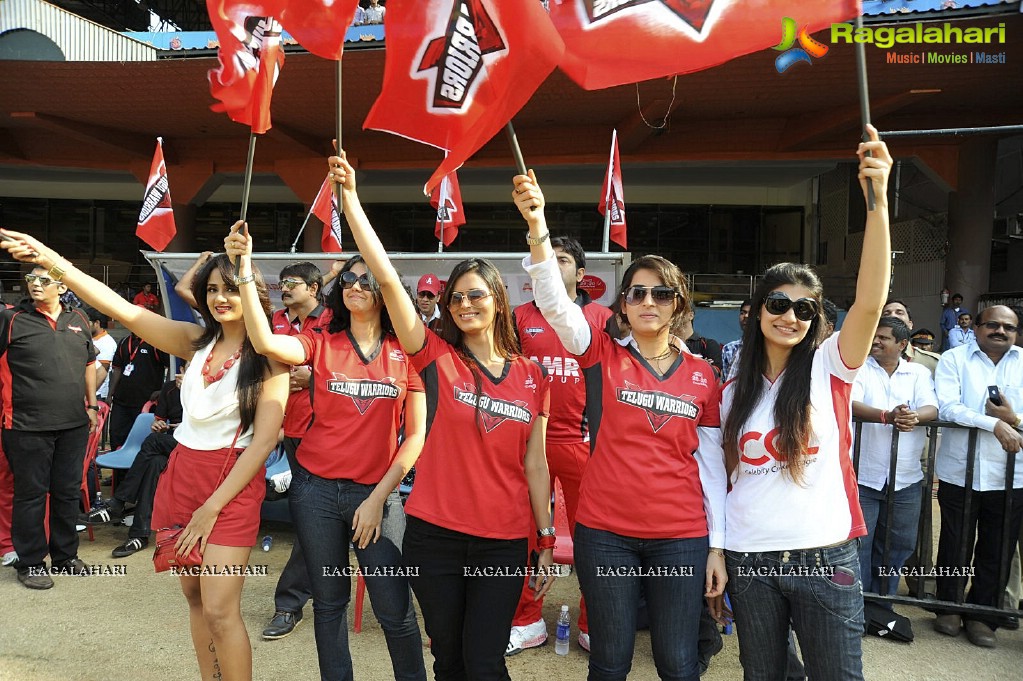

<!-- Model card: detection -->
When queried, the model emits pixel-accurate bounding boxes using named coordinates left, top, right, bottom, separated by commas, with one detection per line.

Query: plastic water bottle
left=555, top=605, right=571, bottom=655
left=261, top=535, right=273, bottom=552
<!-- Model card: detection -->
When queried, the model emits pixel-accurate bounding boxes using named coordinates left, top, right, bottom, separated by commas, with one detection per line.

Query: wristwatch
left=537, top=526, right=556, bottom=538
left=526, top=232, right=550, bottom=246
left=87, top=405, right=100, bottom=411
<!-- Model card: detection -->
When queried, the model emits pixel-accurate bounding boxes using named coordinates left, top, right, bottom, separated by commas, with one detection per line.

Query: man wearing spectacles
left=0, top=266, right=99, bottom=589
left=933, top=305, right=1023, bottom=647
left=416, top=274, right=443, bottom=328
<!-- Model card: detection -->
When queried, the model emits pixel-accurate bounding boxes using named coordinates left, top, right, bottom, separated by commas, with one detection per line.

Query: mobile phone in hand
left=988, top=385, right=1003, bottom=407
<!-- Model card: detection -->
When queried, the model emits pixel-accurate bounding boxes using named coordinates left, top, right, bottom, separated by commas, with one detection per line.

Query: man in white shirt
left=416, top=273, right=442, bottom=328
left=948, top=312, right=976, bottom=349
left=852, top=317, right=937, bottom=602
left=362, top=0, right=385, bottom=24
left=933, top=305, right=1023, bottom=647
left=720, top=299, right=750, bottom=381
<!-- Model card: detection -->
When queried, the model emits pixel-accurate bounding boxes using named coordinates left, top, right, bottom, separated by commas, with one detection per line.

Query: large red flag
left=311, top=177, right=343, bottom=253
left=551, top=0, right=861, bottom=90
left=136, top=138, right=176, bottom=252
left=207, top=7, right=284, bottom=134
left=598, top=129, right=626, bottom=250
left=274, top=0, right=361, bottom=60
left=430, top=171, right=465, bottom=247
left=364, top=0, right=565, bottom=195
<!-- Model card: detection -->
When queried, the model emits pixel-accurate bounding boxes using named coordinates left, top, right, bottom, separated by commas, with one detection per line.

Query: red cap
left=417, top=274, right=442, bottom=296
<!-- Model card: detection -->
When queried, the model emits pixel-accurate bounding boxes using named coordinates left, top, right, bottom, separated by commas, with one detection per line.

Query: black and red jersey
left=575, top=329, right=721, bottom=539
left=514, top=296, right=612, bottom=444
left=295, top=329, right=421, bottom=482
left=406, top=331, right=550, bottom=540
left=272, top=305, right=333, bottom=438
left=111, top=334, right=167, bottom=409
left=0, top=303, right=97, bottom=431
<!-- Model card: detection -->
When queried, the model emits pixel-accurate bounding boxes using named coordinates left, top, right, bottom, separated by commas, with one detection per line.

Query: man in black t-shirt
left=107, top=333, right=167, bottom=451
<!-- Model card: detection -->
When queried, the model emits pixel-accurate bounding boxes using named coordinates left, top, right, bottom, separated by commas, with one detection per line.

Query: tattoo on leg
left=209, top=640, right=222, bottom=680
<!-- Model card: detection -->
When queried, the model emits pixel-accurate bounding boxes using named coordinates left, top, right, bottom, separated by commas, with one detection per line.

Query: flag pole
left=334, top=59, right=345, bottom=234
left=601, top=129, right=617, bottom=253
left=290, top=208, right=314, bottom=253
left=854, top=14, right=876, bottom=212
left=505, top=121, right=528, bottom=176
left=239, top=133, right=258, bottom=222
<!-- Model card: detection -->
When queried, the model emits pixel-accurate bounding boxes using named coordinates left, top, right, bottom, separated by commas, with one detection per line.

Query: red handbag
left=153, top=426, right=242, bottom=573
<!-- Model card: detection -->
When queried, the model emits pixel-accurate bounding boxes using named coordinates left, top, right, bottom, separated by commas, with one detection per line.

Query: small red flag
left=136, top=138, right=176, bottom=252
left=551, top=0, right=861, bottom=90
left=364, top=0, right=564, bottom=195
left=430, top=171, right=465, bottom=248
left=598, top=129, right=626, bottom=250
left=208, top=11, right=284, bottom=134
left=311, top=177, right=343, bottom=253
left=275, top=0, right=361, bottom=60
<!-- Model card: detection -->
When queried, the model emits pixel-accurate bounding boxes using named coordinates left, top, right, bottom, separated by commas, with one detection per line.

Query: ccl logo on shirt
left=739, top=427, right=820, bottom=470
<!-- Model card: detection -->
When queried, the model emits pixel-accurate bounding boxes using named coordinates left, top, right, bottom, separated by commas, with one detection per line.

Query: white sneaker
left=578, top=632, right=590, bottom=652
left=505, top=618, right=548, bottom=656
left=1, top=551, right=17, bottom=567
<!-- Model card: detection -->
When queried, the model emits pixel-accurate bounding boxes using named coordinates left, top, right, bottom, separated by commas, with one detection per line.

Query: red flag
left=598, top=129, right=626, bottom=250
left=274, top=0, right=362, bottom=60
left=207, top=8, right=284, bottom=134
left=430, top=171, right=465, bottom=247
left=136, top=138, right=176, bottom=252
left=311, top=177, right=343, bottom=253
left=551, top=0, right=861, bottom=90
left=364, top=0, right=564, bottom=195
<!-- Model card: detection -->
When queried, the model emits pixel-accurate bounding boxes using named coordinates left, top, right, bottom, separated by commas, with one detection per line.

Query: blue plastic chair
left=96, top=412, right=156, bottom=495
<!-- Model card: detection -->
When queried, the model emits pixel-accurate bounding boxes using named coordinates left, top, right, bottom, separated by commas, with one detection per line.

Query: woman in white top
left=0, top=232, right=288, bottom=681
left=719, top=126, right=892, bottom=680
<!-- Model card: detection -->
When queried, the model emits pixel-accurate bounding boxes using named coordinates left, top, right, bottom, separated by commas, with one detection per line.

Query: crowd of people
left=0, top=125, right=1020, bottom=680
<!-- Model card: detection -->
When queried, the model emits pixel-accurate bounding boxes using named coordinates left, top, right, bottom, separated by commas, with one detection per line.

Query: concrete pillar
left=944, top=138, right=997, bottom=315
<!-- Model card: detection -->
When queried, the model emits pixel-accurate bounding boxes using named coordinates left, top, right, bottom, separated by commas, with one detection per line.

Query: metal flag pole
left=239, top=133, right=258, bottom=222
left=854, top=14, right=876, bottom=212
left=333, top=59, right=346, bottom=245
left=601, top=129, right=617, bottom=253
left=289, top=208, right=314, bottom=253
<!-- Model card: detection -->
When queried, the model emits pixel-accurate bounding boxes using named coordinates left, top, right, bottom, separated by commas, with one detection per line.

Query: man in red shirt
left=132, top=283, right=159, bottom=311
left=508, top=237, right=612, bottom=654
left=262, top=262, right=332, bottom=640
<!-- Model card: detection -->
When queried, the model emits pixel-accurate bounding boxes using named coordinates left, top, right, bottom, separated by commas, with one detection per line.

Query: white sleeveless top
left=174, top=340, right=255, bottom=450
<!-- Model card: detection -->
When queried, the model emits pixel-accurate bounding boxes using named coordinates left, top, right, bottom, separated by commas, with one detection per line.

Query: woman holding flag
left=327, top=149, right=557, bottom=681
left=0, top=230, right=288, bottom=681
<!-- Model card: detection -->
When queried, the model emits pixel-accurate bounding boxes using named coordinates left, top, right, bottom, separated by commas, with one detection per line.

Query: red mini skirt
left=152, top=444, right=265, bottom=548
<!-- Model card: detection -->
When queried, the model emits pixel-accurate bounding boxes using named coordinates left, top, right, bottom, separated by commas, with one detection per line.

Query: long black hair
left=722, top=262, right=826, bottom=485
left=190, top=254, right=272, bottom=434
left=325, top=255, right=396, bottom=335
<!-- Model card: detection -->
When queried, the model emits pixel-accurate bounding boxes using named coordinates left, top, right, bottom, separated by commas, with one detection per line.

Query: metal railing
left=853, top=418, right=1023, bottom=620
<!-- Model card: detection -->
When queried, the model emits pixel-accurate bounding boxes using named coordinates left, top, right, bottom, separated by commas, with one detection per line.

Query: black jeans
left=404, top=515, right=526, bottom=681
left=2, top=424, right=90, bottom=568
left=936, top=481, right=1023, bottom=628
left=273, top=436, right=311, bottom=614
left=113, top=430, right=175, bottom=538
left=108, top=402, right=142, bottom=451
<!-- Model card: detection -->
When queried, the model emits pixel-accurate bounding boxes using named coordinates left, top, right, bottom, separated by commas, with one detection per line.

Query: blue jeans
left=857, top=482, right=922, bottom=598
left=726, top=540, right=864, bottom=681
left=575, top=523, right=707, bottom=681
left=289, top=462, right=426, bottom=681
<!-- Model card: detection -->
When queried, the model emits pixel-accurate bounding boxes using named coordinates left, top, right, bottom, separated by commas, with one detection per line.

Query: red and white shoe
left=505, top=618, right=548, bottom=656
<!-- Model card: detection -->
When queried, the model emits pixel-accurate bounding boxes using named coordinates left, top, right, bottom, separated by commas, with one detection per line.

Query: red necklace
left=202, top=346, right=242, bottom=384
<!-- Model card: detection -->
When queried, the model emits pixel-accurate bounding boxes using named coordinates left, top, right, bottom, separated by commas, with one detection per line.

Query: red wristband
left=536, top=535, right=556, bottom=551
left=879, top=410, right=888, bottom=425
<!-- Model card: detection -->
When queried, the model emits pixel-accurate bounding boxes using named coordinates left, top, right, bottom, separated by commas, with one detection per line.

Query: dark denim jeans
left=858, top=482, right=922, bottom=598
left=289, top=462, right=425, bottom=681
left=726, top=540, right=864, bottom=681
left=575, top=523, right=707, bottom=681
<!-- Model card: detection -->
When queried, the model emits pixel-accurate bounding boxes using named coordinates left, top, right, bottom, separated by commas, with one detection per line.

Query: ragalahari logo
left=773, top=17, right=829, bottom=73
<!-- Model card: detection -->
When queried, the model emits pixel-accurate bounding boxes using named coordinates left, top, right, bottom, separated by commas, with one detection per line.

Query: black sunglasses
left=623, top=285, right=679, bottom=307
left=448, top=289, right=492, bottom=306
left=340, top=271, right=376, bottom=291
left=763, top=291, right=819, bottom=322
left=978, top=321, right=1018, bottom=333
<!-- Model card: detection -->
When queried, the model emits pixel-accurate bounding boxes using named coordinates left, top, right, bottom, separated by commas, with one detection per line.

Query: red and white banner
left=311, top=177, right=343, bottom=253
left=136, top=138, right=176, bottom=252
left=207, top=7, right=284, bottom=134
left=598, top=129, right=626, bottom=250
left=430, top=170, right=465, bottom=247
left=550, top=0, right=861, bottom=90
left=364, top=0, right=564, bottom=195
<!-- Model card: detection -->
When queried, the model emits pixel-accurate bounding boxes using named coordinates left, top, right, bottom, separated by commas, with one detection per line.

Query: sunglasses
left=340, top=271, right=376, bottom=291
left=417, top=291, right=436, bottom=300
left=279, top=278, right=306, bottom=291
left=25, top=274, right=58, bottom=286
left=448, top=289, right=492, bottom=306
left=763, top=291, right=819, bottom=322
left=978, top=321, right=1018, bottom=333
left=623, top=285, right=679, bottom=307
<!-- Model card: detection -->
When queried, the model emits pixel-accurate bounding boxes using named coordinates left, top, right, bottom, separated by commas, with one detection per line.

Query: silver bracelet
left=526, top=231, right=550, bottom=246
left=235, top=274, right=256, bottom=285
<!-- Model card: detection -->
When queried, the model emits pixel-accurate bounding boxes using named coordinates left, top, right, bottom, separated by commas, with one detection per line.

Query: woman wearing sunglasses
left=223, top=228, right=428, bottom=681
left=326, top=152, right=556, bottom=681
left=720, top=127, right=893, bottom=679
left=514, top=172, right=727, bottom=679
left=1, top=230, right=289, bottom=681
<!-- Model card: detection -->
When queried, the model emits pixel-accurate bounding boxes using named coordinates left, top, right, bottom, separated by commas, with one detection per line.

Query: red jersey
left=575, top=329, right=721, bottom=538
left=133, top=291, right=159, bottom=310
left=514, top=296, right=612, bottom=444
left=272, top=305, right=333, bottom=438
left=405, top=331, right=550, bottom=539
left=295, top=329, right=422, bottom=482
